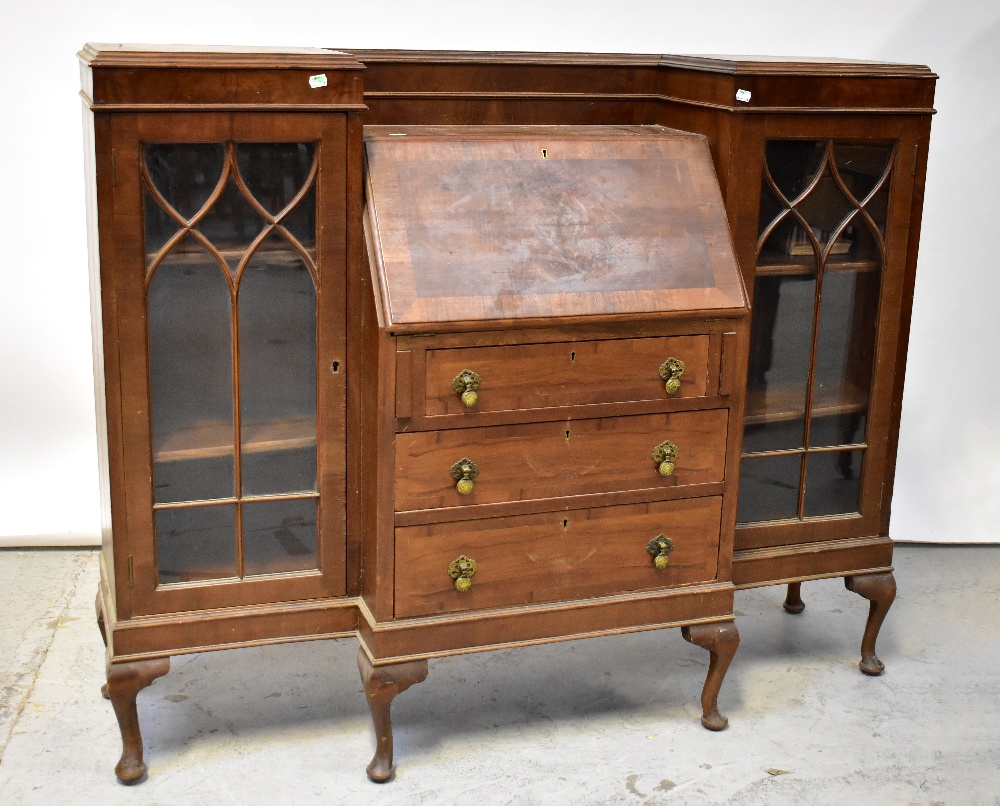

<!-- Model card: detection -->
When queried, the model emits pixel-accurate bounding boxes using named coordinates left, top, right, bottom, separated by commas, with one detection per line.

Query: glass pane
left=195, top=176, right=267, bottom=274
left=144, top=143, right=225, bottom=221
left=758, top=180, right=784, bottom=239
left=147, top=236, right=234, bottom=503
left=239, top=233, right=317, bottom=496
left=744, top=273, right=816, bottom=453
left=236, top=143, right=315, bottom=216
left=737, top=454, right=802, bottom=524
left=757, top=216, right=819, bottom=273
left=795, top=168, right=856, bottom=254
left=155, top=504, right=237, bottom=584
left=833, top=142, right=893, bottom=203
left=280, top=182, right=317, bottom=254
left=243, top=498, right=318, bottom=576
left=765, top=140, right=825, bottom=202
left=143, top=185, right=178, bottom=264
left=804, top=450, right=863, bottom=517
left=865, top=183, right=890, bottom=238
left=810, top=270, right=879, bottom=447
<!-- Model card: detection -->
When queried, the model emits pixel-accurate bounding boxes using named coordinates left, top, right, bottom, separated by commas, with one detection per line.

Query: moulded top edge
left=78, top=43, right=364, bottom=70
left=658, top=54, right=936, bottom=78
left=333, top=48, right=933, bottom=78
left=363, top=124, right=705, bottom=141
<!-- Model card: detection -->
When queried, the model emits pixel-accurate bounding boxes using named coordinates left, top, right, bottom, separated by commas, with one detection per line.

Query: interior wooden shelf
left=155, top=416, right=316, bottom=463
left=755, top=250, right=880, bottom=277
left=146, top=244, right=317, bottom=267
left=744, top=381, right=867, bottom=426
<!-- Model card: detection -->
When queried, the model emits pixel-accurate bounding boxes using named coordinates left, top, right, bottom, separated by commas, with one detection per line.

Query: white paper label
left=735, top=88, right=752, bottom=103
left=309, top=74, right=328, bottom=89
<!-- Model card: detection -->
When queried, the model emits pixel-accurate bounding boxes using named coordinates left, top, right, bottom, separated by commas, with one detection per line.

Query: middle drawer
left=394, top=409, right=729, bottom=513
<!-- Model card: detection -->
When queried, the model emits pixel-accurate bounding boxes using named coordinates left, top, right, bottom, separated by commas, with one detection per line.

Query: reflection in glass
left=147, top=237, right=234, bottom=503
left=155, top=504, right=237, bottom=584
left=810, top=270, right=879, bottom=447
left=795, top=168, right=856, bottom=252
left=239, top=234, right=317, bottom=496
left=833, top=143, right=893, bottom=203
left=195, top=177, right=267, bottom=274
left=243, top=498, right=318, bottom=576
left=737, top=454, right=802, bottom=524
left=280, top=183, right=318, bottom=252
left=765, top=141, right=825, bottom=201
left=143, top=185, right=177, bottom=263
left=144, top=143, right=225, bottom=220
left=757, top=215, right=819, bottom=272
left=804, top=450, right=863, bottom=516
left=237, top=143, right=315, bottom=216
left=743, top=273, right=815, bottom=453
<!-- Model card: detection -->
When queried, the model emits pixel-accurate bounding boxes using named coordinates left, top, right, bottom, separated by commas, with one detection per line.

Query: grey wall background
left=1, top=0, right=996, bottom=545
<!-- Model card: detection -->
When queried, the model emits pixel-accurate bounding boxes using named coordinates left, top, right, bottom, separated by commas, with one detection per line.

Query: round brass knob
left=659, top=357, right=686, bottom=395
left=647, top=534, right=674, bottom=569
left=449, top=554, right=477, bottom=591
left=450, top=458, right=479, bottom=495
left=651, top=440, right=679, bottom=478
left=452, top=370, right=481, bottom=408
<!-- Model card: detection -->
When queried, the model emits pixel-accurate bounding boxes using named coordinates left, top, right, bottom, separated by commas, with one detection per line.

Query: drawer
left=420, top=335, right=710, bottom=417
left=394, top=409, right=729, bottom=512
left=394, top=496, right=723, bottom=618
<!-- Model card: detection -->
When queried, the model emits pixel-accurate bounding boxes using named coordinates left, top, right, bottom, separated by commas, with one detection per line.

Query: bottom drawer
left=394, top=497, right=723, bottom=618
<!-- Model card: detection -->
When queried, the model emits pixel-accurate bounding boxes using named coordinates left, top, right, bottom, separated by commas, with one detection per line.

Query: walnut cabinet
left=80, top=45, right=935, bottom=782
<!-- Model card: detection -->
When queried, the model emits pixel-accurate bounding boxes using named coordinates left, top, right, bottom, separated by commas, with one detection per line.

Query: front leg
left=357, top=649, right=428, bottom=783
left=845, top=572, right=896, bottom=676
left=105, top=658, right=170, bottom=783
left=682, top=621, right=740, bottom=731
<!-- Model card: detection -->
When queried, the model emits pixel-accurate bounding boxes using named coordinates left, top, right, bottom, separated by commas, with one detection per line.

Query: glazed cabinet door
left=109, top=113, right=348, bottom=615
left=733, top=118, right=923, bottom=550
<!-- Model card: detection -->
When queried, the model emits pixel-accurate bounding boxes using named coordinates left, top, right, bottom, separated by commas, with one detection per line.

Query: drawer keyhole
left=570, top=351, right=576, bottom=363
left=562, top=518, right=569, bottom=530
left=331, top=361, right=340, bottom=373
left=565, top=429, right=571, bottom=441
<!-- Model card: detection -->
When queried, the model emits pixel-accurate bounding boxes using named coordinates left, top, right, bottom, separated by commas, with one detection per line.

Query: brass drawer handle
left=651, top=439, right=679, bottom=477
left=647, top=534, right=674, bottom=570
left=659, top=357, right=685, bottom=394
left=449, top=554, right=477, bottom=591
left=452, top=369, right=481, bottom=408
left=450, top=458, right=479, bottom=495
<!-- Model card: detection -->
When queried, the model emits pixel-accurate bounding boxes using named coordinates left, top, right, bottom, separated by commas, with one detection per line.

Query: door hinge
left=111, top=148, right=117, bottom=186
left=127, top=554, right=134, bottom=588
left=912, top=144, right=919, bottom=176
left=879, top=483, right=885, bottom=510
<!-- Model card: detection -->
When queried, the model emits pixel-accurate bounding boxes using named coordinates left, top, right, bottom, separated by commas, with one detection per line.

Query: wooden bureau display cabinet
left=81, top=44, right=935, bottom=783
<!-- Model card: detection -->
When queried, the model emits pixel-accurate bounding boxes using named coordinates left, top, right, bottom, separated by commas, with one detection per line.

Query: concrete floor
left=0, top=545, right=998, bottom=804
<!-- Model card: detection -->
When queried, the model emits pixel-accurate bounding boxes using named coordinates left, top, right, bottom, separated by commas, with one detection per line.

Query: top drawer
left=419, top=335, right=710, bottom=417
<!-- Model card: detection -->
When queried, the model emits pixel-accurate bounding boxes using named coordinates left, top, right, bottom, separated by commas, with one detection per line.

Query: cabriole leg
left=682, top=621, right=740, bottom=731
left=845, top=571, right=896, bottom=676
left=357, top=649, right=428, bottom=783
left=783, top=581, right=805, bottom=614
left=105, top=658, right=170, bottom=783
